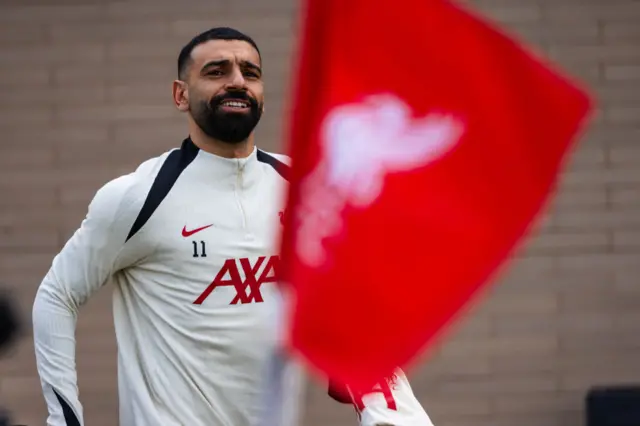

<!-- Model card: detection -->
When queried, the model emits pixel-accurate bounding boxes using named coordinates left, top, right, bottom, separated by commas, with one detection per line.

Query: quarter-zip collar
left=183, top=137, right=262, bottom=189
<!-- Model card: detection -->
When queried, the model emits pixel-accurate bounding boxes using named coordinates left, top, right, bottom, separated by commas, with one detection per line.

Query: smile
left=221, top=100, right=249, bottom=109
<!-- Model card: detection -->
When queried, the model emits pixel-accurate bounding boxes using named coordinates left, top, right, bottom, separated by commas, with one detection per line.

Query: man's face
left=181, top=39, right=264, bottom=144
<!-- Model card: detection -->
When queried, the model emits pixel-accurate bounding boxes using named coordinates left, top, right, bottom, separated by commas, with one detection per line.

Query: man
left=33, top=26, right=431, bottom=426
left=33, top=26, right=299, bottom=426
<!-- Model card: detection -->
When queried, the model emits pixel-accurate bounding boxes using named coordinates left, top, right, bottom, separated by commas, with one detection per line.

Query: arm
left=328, top=368, right=434, bottom=426
left=32, top=175, right=147, bottom=426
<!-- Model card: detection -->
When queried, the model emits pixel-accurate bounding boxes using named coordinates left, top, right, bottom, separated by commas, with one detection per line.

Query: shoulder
left=270, top=153, right=291, bottom=166
left=257, top=149, right=291, bottom=182
left=258, top=149, right=291, bottom=166
left=88, top=150, right=176, bottom=229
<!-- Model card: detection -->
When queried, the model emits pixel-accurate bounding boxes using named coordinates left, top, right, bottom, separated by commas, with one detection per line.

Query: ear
left=172, top=80, right=190, bottom=112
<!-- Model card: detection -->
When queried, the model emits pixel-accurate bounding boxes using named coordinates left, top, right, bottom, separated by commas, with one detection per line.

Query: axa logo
left=193, top=255, right=279, bottom=305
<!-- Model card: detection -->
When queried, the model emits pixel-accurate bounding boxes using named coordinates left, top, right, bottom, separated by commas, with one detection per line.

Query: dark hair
left=177, top=27, right=261, bottom=80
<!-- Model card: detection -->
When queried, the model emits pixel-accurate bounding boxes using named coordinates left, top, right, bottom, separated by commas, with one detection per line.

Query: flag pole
left=255, top=289, right=304, bottom=426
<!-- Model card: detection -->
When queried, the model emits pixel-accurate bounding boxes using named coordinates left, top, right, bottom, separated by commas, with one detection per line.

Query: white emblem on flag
left=296, top=94, right=464, bottom=267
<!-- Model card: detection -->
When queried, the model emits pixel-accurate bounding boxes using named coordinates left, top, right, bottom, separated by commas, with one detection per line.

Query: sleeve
left=329, top=369, right=434, bottom=426
left=32, top=174, right=148, bottom=426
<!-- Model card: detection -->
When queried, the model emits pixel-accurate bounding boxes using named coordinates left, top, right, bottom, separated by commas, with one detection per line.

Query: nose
left=226, top=67, right=247, bottom=90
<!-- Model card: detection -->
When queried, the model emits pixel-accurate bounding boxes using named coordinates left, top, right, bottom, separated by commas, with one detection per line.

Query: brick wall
left=0, top=1, right=638, bottom=425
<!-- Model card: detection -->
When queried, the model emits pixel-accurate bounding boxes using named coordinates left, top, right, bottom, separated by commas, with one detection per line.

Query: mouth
left=219, top=99, right=251, bottom=111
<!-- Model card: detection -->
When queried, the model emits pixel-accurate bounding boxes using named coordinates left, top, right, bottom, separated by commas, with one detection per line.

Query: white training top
left=32, top=136, right=433, bottom=426
left=32, top=137, right=303, bottom=426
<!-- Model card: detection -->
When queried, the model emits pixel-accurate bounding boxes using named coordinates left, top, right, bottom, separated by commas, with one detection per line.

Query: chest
left=137, top=176, right=286, bottom=309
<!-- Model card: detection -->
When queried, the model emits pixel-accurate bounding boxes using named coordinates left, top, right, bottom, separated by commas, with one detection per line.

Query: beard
left=191, top=91, right=263, bottom=144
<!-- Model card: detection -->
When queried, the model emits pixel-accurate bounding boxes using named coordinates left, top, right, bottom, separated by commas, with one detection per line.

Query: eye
left=243, top=71, right=260, bottom=79
left=207, top=69, right=224, bottom=77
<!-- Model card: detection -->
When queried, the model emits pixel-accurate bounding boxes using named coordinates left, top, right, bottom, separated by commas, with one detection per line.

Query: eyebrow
left=201, top=59, right=262, bottom=75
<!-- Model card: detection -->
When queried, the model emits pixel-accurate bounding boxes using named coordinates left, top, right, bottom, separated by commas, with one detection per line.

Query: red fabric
left=279, top=0, right=593, bottom=389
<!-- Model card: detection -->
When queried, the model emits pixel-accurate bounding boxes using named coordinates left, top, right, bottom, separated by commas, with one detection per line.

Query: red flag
left=279, top=0, right=593, bottom=388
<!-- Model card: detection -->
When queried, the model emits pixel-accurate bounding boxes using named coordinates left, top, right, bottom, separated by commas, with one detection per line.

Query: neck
left=189, top=124, right=255, bottom=159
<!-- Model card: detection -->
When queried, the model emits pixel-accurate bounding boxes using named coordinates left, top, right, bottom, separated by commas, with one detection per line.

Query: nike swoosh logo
left=182, top=224, right=213, bottom=237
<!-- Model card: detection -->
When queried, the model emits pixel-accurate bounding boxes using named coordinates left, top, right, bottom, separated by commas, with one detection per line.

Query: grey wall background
left=0, top=0, right=639, bottom=425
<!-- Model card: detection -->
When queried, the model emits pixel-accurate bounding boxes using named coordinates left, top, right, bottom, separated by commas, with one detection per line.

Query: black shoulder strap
left=126, top=137, right=199, bottom=242
left=257, top=150, right=290, bottom=182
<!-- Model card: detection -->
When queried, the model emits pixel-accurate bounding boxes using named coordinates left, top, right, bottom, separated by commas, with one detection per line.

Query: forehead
left=190, top=39, right=261, bottom=68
